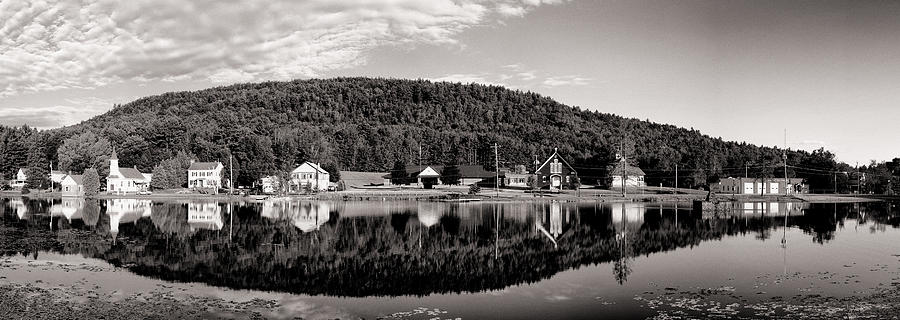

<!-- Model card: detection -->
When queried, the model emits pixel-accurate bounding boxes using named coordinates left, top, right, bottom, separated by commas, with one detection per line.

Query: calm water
left=1, top=197, right=899, bottom=319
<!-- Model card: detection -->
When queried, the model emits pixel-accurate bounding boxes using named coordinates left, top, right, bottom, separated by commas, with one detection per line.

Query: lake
left=1, top=197, right=899, bottom=319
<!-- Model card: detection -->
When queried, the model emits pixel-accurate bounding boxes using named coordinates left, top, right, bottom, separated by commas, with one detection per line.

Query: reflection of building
left=50, top=198, right=85, bottom=221
left=738, top=202, right=807, bottom=216
left=261, top=201, right=330, bottom=232
left=107, top=199, right=152, bottom=236
left=188, top=202, right=223, bottom=231
left=535, top=202, right=572, bottom=242
left=712, top=177, right=807, bottom=195
left=10, top=199, right=27, bottom=219
left=609, top=203, right=646, bottom=224
left=106, top=150, right=152, bottom=194
left=417, top=202, right=442, bottom=227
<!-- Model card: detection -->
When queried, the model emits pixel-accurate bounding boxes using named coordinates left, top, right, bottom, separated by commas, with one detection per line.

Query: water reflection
left=0, top=197, right=899, bottom=297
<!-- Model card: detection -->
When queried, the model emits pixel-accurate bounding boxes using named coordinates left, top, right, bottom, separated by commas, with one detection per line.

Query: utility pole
left=675, top=164, right=678, bottom=194
left=856, top=162, right=860, bottom=194
left=493, top=143, right=499, bottom=198
left=418, top=145, right=422, bottom=166
left=745, top=164, right=748, bottom=178
left=229, top=154, right=234, bottom=195
left=621, top=142, right=628, bottom=198
left=834, top=172, right=837, bottom=194
left=783, top=129, right=788, bottom=194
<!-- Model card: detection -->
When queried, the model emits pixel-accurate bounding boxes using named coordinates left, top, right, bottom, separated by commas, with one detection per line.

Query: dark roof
left=189, top=162, right=221, bottom=170
left=118, top=168, right=147, bottom=180
left=387, top=165, right=499, bottom=179
left=610, top=161, right=646, bottom=176
left=457, top=165, right=497, bottom=178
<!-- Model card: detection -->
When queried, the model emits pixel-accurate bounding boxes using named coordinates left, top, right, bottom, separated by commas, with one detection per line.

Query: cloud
left=0, top=96, right=128, bottom=129
left=429, top=73, right=510, bottom=87
left=542, top=75, right=592, bottom=87
left=0, top=0, right=569, bottom=98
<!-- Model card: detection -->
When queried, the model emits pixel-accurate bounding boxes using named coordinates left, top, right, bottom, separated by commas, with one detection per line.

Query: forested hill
left=1, top=77, right=849, bottom=189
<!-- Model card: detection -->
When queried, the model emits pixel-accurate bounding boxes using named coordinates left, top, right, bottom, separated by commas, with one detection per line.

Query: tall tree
left=390, top=161, right=408, bottom=185
left=440, top=164, right=460, bottom=185
left=24, top=135, right=50, bottom=190
left=58, top=131, right=112, bottom=178
left=83, top=168, right=100, bottom=197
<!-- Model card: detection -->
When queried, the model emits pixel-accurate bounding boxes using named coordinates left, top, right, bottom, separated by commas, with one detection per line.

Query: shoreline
left=0, top=189, right=889, bottom=203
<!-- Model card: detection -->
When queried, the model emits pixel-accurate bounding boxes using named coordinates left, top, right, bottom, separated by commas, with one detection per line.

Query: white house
left=610, top=160, right=646, bottom=188
left=106, top=150, right=152, bottom=194
left=291, top=162, right=330, bottom=192
left=61, top=174, right=84, bottom=197
left=188, top=161, right=224, bottom=190
left=11, top=168, right=27, bottom=189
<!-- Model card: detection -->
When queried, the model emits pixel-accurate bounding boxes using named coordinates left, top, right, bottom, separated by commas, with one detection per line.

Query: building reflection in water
left=50, top=197, right=85, bottom=222
left=417, top=202, right=441, bottom=227
left=261, top=201, right=330, bottom=232
left=107, top=199, right=152, bottom=238
left=10, top=198, right=28, bottom=220
left=188, top=202, right=224, bottom=231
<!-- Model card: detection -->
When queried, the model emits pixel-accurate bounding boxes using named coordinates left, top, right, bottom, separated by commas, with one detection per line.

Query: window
left=550, top=159, right=562, bottom=174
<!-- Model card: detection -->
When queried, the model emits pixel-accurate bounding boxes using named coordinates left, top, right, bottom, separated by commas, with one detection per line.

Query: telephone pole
left=783, top=129, right=788, bottom=194
left=229, top=154, right=234, bottom=195
left=493, top=143, right=499, bottom=198
left=621, top=142, right=627, bottom=197
left=674, top=164, right=678, bottom=193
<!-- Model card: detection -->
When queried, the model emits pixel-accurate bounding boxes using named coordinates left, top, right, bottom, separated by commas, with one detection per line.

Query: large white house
left=188, top=161, right=224, bottom=190
left=291, top=162, right=330, bottom=192
left=106, top=151, right=152, bottom=194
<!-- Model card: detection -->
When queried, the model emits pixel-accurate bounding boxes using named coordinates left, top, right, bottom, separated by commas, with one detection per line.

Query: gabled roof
left=293, top=162, right=329, bottom=174
left=63, top=175, right=84, bottom=185
left=118, top=167, right=148, bottom=180
left=189, top=162, right=222, bottom=170
left=536, top=149, right=577, bottom=174
left=610, top=161, right=646, bottom=176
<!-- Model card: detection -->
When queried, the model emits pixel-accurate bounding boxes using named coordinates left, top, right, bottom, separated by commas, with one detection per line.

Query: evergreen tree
left=24, top=136, right=49, bottom=190
left=440, top=164, right=460, bottom=185
left=83, top=168, right=100, bottom=197
left=390, top=161, right=408, bottom=185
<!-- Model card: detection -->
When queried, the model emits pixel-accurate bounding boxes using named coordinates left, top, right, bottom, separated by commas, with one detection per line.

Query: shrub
left=468, top=184, right=481, bottom=195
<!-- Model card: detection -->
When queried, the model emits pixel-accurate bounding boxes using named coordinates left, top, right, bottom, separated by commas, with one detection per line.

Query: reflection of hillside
left=0, top=199, right=898, bottom=297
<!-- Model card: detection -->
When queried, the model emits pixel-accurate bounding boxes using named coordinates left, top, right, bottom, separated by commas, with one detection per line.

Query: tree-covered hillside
left=0, top=78, right=880, bottom=190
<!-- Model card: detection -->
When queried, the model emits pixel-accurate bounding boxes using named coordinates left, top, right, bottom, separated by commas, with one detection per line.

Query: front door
left=551, top=175, right=561, bottom=190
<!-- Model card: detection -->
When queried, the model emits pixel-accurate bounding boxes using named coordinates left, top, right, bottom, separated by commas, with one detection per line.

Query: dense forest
left=1, top=77, right=897, bottom=192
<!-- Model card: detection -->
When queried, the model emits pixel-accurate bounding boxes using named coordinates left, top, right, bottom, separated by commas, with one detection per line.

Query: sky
left=1, top=0, right=899, bottom=165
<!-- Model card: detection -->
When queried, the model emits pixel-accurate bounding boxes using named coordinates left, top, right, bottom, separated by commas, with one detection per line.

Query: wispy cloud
left=0, top=0, right=569, bottom=98
left=542, top=76, right=592, bottom=87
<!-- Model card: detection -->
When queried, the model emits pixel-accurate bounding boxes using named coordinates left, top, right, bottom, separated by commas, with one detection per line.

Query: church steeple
left=109, top=148, right=120, bottom=177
